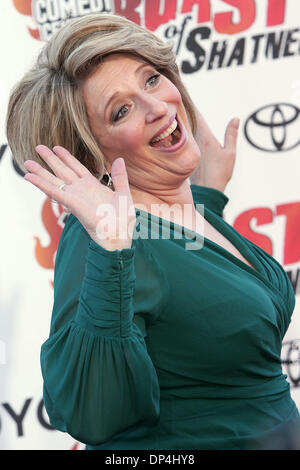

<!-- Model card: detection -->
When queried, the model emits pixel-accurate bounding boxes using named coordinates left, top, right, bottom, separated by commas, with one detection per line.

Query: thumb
left=224, top=117, right=240, bottom=151
left=110, top=157, right=130, bottom=193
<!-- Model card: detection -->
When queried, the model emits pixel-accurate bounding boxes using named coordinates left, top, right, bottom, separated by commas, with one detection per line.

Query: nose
left=142, top=94, right=169, bottom=124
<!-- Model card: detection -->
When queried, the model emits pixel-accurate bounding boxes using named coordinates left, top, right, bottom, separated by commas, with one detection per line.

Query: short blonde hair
left=6, top=13, right=197, bottom=179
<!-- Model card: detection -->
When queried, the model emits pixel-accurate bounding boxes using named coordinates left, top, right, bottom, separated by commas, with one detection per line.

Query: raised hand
left=190, top=109, right=240, bottom=193
left=24, top=145, right=136, bottom=251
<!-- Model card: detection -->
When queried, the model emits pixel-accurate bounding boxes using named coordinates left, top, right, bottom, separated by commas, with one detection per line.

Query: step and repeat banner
left=0, top=0, right=299, bottom=450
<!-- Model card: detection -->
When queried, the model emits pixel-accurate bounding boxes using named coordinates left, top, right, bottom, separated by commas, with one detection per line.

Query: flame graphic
left=12, top=0, right=41, bottom=40
left=12, top=0, right=32, bottom=15
left=34, top=198, right=65, bottom=285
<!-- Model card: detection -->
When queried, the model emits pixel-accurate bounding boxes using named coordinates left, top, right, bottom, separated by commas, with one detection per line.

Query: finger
left=52, top=146, right=90, bottom=178
left=24, top=172, right=69, bottom=208
left=195, top=110, right=215, bottom=140
left=224, top=118, right=239, bottom=151
left=35, top=145, right=78, bottom=183
left=194, top=111, right=218, bottom=153
left=24, top=159, right=65, bottom=187
left=110, top=158, right=130, bottom=193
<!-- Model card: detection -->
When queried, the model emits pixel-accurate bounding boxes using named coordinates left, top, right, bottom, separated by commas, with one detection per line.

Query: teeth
left=151, top=119, right=178, bottom=143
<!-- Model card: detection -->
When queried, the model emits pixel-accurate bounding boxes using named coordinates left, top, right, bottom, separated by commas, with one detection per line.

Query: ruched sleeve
left=40, top=215, right=160, bottom=446
left=190, top=184, right=229, bottom=218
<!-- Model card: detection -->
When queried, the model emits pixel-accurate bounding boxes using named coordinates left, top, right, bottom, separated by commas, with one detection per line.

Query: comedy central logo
left=244, top=103, right=300, bottom=152
left=12, top=0, right=112, bottom=41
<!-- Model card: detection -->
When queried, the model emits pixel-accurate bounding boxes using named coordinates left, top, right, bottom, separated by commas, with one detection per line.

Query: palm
left=24, top=146, right=135, bottom=251
left=190, top=110, right=239, bottom=193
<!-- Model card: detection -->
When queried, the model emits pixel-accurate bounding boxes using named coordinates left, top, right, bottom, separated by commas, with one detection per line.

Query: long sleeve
left=190, top=184, right=229, bottom=218
left=40, top=215, right=160, bottom=446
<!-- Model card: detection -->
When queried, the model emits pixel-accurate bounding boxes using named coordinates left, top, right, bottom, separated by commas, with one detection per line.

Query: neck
left=130, top=178, right=204, bottom=235
left=130, top=178, right=195, bottom=213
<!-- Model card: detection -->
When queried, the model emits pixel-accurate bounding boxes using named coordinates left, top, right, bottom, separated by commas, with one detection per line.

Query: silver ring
left=59, top=183, right=67, bottom=191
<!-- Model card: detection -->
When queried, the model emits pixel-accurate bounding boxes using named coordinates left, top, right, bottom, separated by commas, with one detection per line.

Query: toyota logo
left=244, top=103, right=300, bottom=152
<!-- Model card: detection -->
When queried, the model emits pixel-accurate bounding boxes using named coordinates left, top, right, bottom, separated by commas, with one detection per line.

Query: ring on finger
left=58, top=182, right=70, bottom=213
left=51, top=182, right=67, bottom=205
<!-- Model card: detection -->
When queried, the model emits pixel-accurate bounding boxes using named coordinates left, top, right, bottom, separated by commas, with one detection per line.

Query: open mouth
left=149, top=116, right=183, bottom=150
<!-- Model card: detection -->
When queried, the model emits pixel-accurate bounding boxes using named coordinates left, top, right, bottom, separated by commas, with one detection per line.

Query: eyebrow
left=103, top=62, right=152, bottom=117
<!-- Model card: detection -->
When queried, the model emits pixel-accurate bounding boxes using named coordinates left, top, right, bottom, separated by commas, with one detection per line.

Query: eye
left=111, top=73, right=161, bottom=123
left=112, top=105, right=129, bottom=122
left=146, top=73, right=160, bottom=87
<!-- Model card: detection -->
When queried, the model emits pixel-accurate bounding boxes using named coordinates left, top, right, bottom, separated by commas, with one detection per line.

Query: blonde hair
left=6, top=13, right=197, bottom=179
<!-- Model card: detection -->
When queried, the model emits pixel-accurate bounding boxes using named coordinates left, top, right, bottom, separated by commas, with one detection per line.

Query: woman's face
left=82, top=53, right=201, bottom=191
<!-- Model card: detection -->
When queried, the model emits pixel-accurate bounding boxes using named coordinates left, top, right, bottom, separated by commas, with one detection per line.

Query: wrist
left=92, top=237, right=133, bottom=252
left=190, top=177, right=226, bottom=193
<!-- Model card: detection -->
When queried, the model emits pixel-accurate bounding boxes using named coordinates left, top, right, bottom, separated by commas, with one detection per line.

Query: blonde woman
left=6, top=14, right=300, bottom=450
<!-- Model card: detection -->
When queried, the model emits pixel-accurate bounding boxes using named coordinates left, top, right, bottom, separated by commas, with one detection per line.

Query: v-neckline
left=135, top=205, right=265, bottom=280
left=134, top=206, right=292, bottom=314
left=201, top=205, right=264, bottom=276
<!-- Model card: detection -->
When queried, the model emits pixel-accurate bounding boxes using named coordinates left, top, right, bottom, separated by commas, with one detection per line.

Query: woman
left=6, top=14, right=300, bottom=450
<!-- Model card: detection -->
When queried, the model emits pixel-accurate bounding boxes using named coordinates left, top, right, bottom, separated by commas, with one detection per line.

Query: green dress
left=41, top=185, right=300, bottom=450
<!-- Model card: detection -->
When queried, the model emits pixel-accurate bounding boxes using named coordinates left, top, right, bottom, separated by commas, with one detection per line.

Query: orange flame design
left=12, top=0, right=41, bottom=40
left=12, top=0, right=32, bottom=15
left=71, top=442, right=80, bottom=450
left=34, top=198, right=65, bottom=286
